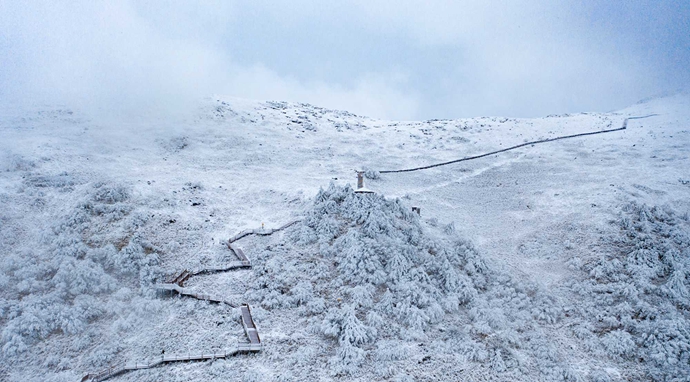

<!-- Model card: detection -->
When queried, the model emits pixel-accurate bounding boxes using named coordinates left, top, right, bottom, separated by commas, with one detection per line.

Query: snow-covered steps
left=227, top=219, right=302, bottom=243
left=227, top=243, right=250, bottom=263
left=166, top=269, right=192, bottom=286
left=240, top=304, right=261, bottom=345
left=84, top=239, right=262, bottom=381
left=190, top=261, right=251, bottom=275
left=81, top=344, right=262, bottom=382
left=154, top=283, right=237, bottom=306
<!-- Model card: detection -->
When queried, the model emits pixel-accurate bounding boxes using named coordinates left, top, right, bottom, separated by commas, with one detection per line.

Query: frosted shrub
left=588, top=370, right=611, bottom=382
left=242, top=368, right=274, bottom=382
left=253, top=183, right=613, bottom=378
left=111, top=241, right=145, bottom=276
left=571, top=202, right=690, bottom=381
left=254, top=183, right=489, bottom=372
left=83, top=341, right=122, bottom=368
left=321, top=305, right=375, bottom=346
left=339, top=304, right=377, bottom=346
left=394, top=374, right=415, bottom=382
left=363, top=168, right=381, bottom=180
left=92, top=182, right=130, bottom=204
left=290, top=281, right=314, bottom=306
left=0, top=181, right=161, bottom=357
left=2, top=154, right=35, bottom=172
left=330, top=343, right=365, bottom=375
left=291, top=225, right=317, bottom=245
left=160, top=136, right=189, bottom=153
left=306, top=297, right=326, bottom=314
left=601, top=330, right=635, bottom=359
left=531, top=294, right=563, bottom=324
left=24, top=173, right=77, bottom=189
left=374, top=340, right=409, bottom=361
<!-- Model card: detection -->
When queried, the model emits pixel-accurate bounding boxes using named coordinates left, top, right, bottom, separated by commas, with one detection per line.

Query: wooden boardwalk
left=154, top=241, right=256, bottom=306
left=190, top=261, right=251, bottom=276
left=82, top=239, right=265, bottom=382
left=81, top=343, right=262, bottom=382
left=154, top=283, right=237, bottom=306
left=227, top=244, right=250, bottom=263
left=227, top=219, right=301, bottom=244
left=167, top=269, right=192, bottom=286
left=241, top=304, right=261, bottom=344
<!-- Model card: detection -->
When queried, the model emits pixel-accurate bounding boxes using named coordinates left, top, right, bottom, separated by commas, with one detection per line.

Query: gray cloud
left=1, top=1, right=687, bottom=120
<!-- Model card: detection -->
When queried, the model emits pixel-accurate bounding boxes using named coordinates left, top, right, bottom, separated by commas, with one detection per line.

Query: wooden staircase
left=81, top=343, right=262, bottom=382
left=81, top=221, right=299, bottom=381
left=167, top=269, right=192, bottom=287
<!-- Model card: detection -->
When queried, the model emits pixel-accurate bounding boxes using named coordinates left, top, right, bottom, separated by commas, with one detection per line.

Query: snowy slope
left=0, top=94, right=689, bottom=381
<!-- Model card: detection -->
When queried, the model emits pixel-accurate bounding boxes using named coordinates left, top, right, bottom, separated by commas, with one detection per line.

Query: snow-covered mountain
left=1, top=94, right=689, bottom=381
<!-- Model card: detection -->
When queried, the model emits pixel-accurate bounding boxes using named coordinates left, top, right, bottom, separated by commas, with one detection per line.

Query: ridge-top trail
left=378, top=114, right=658, bottom=174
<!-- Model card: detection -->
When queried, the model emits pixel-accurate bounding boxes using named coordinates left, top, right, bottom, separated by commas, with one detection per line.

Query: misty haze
left=1, top=1, right=689, bottom=381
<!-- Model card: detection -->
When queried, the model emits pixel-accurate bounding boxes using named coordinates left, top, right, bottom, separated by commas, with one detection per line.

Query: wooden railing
left=81, top=343, right=262, bottom=382
left=227, top=220, right=301, bottom=244
left=81, top=224, right=283, bottom=382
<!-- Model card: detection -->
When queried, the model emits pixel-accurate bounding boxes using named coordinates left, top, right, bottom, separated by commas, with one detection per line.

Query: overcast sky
left=1, top=1, right=689, bottom=120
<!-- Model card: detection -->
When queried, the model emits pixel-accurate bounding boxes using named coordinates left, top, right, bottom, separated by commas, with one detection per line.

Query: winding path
left=379, top=114, right=659, bottom=174
left=81, top=221, right=298, bottom=382
left=228, top=220, right=301, bottom=243
left=80, top=343, right=262, bottom=382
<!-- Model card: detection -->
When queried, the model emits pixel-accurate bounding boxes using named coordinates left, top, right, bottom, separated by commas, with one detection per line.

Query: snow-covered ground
left=0, top=94, right=689, bottom=381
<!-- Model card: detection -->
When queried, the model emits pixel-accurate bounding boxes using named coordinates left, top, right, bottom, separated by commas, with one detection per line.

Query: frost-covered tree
left=252, top=183, right=492, bottom=373
left=570, top=202, right=690, bottom=381
left=255, top=184, right=561, bottom=377
left=0, top=182, right=161, bottom=357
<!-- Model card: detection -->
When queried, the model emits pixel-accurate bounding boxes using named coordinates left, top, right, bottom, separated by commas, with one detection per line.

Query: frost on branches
left=0, top=182, right=161, bottom=359
left=249, top=186, right=690, bottom=380
left=251, top=183, right=489, bottom=374
left=570, top=202, right=690, bottom=381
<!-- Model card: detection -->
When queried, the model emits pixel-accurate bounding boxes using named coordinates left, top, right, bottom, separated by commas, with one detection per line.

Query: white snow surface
left=0, top=94, right=689, bottom=381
